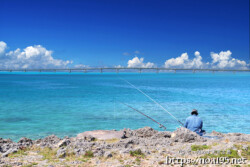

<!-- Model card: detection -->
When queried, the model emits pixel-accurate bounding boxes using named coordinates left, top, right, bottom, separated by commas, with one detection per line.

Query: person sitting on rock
left=184, top=109, right=204, bottom=136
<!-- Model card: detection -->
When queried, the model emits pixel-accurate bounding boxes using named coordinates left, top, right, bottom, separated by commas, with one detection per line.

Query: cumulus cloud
left=0, top=41, right=72, bottom=69
left=127, top=57, right=155, bottom=68
left=0, top=41, right=7, bottom=55
left=211, top=50, right=247, bottom=69
left=164, top=50, right=247, bottom=69
left=164, top=51, right=204, bottom=69
left=1, top=41, right=247, bottom=70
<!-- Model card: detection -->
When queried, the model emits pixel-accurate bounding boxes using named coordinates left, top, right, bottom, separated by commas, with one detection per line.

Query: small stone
left=231, top=146, right=237, bottom=151
left=134, top=127, right=158, bottom=138
left=94, top=149, right=105, bottom=156
left=38, top=135, right=61, bottom=148
left=104, top=151, right=113, bottom=158
left=56, top=148, right=66, bottom=158
left=171, top=133, right=176, bottom=138
left=242, top=145, right=248, bottom=150
left=18, top=137, right=33, bottom=147
left=1, top=147, right=18, bottom=157
left=56, top=139, right=71, bottom=148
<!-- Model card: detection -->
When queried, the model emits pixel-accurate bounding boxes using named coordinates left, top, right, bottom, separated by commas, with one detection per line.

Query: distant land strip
left=0, top=68, right=250, bottom=73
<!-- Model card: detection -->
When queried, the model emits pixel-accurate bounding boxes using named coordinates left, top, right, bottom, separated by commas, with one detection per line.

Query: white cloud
left=127, top=56, right=155, bottom=68
left=0, top=41, right=72, bottom=69
left=164, top=50, right=248, bottom=69
left=164, top=51, right=204, bottom=69
left=0, top=41, right=7, bottom=55
left=1, top=41, right=247, bottom=70
left=210, top=50, right=247, bottom=69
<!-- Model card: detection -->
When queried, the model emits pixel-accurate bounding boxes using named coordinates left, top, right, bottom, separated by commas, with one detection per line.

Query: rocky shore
left=0, top=127, right=249, bottom=167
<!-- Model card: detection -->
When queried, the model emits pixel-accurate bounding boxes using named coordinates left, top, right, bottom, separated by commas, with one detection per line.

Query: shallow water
left=0, top=72, right=249, bottom=141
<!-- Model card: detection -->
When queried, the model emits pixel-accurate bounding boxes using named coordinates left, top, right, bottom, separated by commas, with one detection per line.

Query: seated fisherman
left=184, top=109, right=204, bottom=136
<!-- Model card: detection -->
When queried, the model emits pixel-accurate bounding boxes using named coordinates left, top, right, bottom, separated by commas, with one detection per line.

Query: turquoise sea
left=0, top=72, right=250, bottom=141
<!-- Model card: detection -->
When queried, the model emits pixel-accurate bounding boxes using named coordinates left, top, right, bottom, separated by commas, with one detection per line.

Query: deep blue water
left=0, top=72, right=249, bottom=141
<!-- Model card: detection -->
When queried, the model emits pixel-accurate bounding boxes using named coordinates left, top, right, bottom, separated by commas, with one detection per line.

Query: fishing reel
left=159, top=124, right=167, bottom=130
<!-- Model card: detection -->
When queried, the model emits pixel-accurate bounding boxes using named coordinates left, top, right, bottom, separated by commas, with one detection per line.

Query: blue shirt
left=184, top=115, right=203, bottom=136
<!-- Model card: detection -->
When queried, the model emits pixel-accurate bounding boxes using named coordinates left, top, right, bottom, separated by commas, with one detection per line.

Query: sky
left=0, top=0, right=249, bottom=69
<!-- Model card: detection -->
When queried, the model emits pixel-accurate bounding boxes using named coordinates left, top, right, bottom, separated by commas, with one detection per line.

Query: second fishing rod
left=119, top=77, right=184, bottom=127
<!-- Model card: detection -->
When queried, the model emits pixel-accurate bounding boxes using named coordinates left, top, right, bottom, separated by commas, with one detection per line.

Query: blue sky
left=0, top=0, right=249, bottom=69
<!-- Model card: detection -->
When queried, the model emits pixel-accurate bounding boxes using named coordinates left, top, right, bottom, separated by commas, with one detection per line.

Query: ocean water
left=0, top=72, right=249, bottom=141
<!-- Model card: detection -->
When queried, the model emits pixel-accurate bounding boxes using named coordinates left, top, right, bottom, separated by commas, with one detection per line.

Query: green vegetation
left=201, top=149, right=240, bottom=159
left=129, top=149, right=145, bottom=158
left=233, top=144, right=242, bottom=150
left=8, top=149, right=28, bottom=158
left=241, top=148, right=250, bottom=160
left=124, top=165, right=132, bottom=167
left=104, top=138, right=119, bottom=143
left=79, top=158, right=89, bottom=162
left=92, top=138, right=98, bottom=142
left=233, top=144, right=250, bottom=160
left=233, top=165, right=241, bottom=167
left=158, top=160, right=165, bottom=165
left=135, top=157, right=141, bottom=165
left=211, top=143, right=218, bottom=146
left=84, top=150, right=94, bottom=158
left=64, top=151, right=76, bottom=161
left=38, top=147, right=58, bottom=162
left=191, top=145, right=211, bottom=151
left=63, top=153, right=90, bottom=163
left=21, top=163, right=38, bottom=167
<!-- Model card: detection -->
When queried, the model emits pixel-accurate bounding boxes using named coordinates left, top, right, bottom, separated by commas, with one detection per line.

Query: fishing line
left=120, top=101, right=167, bottom=130
left=119, top=77, right=184, bottom=126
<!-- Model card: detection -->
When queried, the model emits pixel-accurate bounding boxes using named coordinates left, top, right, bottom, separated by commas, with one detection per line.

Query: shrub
left=84, top=150, right=94, bottom=158
left=129, top=149, right=145, bottom=158
left=38, top=147, right=57, bottom=162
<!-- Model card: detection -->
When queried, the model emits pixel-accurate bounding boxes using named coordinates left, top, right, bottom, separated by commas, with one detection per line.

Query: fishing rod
left=119, top=77, right=184, bottom=126
left=120, top=101, right=167, bottom=130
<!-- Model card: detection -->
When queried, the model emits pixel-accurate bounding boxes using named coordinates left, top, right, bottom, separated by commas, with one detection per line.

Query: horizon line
left=0, top=67, right=250, bottom=72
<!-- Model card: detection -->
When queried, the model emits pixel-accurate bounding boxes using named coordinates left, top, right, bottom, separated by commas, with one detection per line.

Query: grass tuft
left=233, top=144, right=250, bottom=160
left=21, top=162, right=38, bottom=167
left=201, top=149, right=240, bottom=159
left=8, top=149, right=28, bottom=158
left=191, top=145, right=211, bottom=151
left=129, top=149, right=145, bottom=158
left=104, top=138, right=119, bottom=143
left=38, top=147, right=57, bottom=162
left=124, top=165, right=131, bottom=167
left=135, top=157, right=141, bottom=165
left=84, top=150, right=94, bottom=158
